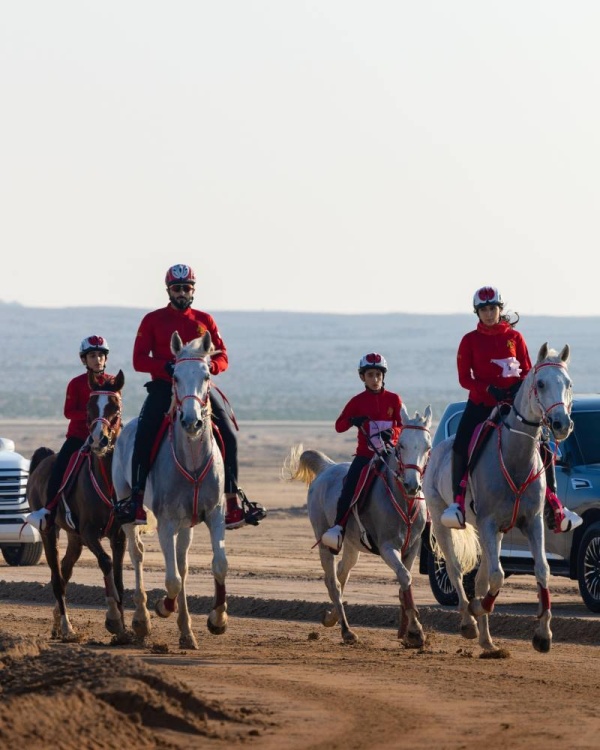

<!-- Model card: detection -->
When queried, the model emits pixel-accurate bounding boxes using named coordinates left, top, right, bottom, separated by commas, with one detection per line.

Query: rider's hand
left=487, top=384, right=510, bottom=402
left=350, top=416, right=368, bottom=427
left=164, top=361, right=175, bottom=377
left=380, top=428, right=393, bottom=444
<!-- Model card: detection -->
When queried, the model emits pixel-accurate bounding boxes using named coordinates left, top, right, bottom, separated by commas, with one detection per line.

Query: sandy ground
left=0, top=420, right=599, bottom=749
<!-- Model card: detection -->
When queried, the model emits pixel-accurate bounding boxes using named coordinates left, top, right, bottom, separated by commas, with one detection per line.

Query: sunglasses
left=476, top=287, right=496, bottom=302
left=365, top=353, right=382, bottom=364
left=170, top=284, right=194, bottom=293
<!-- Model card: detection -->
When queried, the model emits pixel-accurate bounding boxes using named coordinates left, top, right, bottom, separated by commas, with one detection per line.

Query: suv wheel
left=1, top=542, right=44, bottom=566
left=577, top=522, right=600, bottom=613
left=426, top=548, right=476, bottom=606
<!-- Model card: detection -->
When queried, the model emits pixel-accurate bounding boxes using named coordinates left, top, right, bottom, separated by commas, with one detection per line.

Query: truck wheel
left=427, top=548, right=476, bottom=606
left=577, top=522, right=600, bottom=613
left=1, top=542, right=44, bottom=566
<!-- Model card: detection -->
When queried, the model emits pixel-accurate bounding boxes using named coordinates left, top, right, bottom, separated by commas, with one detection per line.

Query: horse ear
left=400, top=403, right=409, bottom=424
left=114, top=369, right=125, bottom=391
left=201, top=330, right=212, bottom=354
left=560, top=344, right=570, bottom=364
left=537, top=342, right=549, bottom=362
left=171, top=331, right=183, bottom=356
left=424, top=404, right=433, bottom=427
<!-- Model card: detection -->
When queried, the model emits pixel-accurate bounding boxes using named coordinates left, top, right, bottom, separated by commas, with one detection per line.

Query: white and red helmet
left=358, top=352, right=388, bottom=374
left=165, top=264, right=196, bottom=287
left=473, top=286, right=504, bottom=311
left=80, top=335, right=109, bottom=357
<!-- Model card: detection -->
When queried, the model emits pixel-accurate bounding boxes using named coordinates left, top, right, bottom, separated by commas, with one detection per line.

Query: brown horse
left=26, top=370, right=128, bottom=642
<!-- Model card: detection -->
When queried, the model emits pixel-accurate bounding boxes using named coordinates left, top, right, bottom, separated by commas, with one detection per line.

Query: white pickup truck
left=0, top=437, right=43, bottom=565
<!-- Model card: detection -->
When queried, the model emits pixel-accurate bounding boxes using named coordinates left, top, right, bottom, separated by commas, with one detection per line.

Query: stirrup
left=557, top=507, right=583, bottom=534
left=237, top=488, right=267, bottom=526
left=441, top=502, right=466, bottom=530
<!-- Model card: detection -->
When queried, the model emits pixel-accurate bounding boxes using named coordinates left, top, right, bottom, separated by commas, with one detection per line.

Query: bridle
left=512, top=360, right=572, bottom=433
left=88, top=390, right=122, bottom=451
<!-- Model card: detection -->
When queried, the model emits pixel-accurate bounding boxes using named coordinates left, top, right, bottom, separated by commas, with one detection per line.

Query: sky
left=1, top=1, right=599, bottom=316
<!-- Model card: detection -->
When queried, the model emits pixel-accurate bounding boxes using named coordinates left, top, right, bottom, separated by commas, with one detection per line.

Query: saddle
left=46, top=446, right=89, bottom=514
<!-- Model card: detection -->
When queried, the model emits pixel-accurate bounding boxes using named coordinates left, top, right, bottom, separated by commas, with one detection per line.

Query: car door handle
left=571, top=478, right=591, bottom=490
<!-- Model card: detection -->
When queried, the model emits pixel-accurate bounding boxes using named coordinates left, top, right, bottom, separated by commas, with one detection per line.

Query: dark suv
left=419, top=396, right=600, bottom=612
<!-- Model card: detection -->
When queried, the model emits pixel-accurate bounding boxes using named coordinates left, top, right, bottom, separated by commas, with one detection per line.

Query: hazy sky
left=2, top=2, right=599, bottom=315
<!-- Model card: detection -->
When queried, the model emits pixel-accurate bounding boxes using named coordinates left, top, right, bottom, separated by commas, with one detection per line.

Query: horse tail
left=282, top=444, right=336, bottom=486
left=29, top=446, right=55, bottom=474
left=430, top=523, right=480, bottom=575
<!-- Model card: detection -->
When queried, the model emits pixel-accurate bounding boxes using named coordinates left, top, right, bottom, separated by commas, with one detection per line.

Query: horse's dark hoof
left=532, top=634, right=552, bottom=653
left=207, top=618, right=227, bottom=635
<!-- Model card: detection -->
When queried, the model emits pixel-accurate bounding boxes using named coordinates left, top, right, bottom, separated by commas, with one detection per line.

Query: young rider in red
left=321, top=353, right=403, bottom=552
left=442, top=286, right=582, bottom=533
left=115, top=264, right=266, bottom=529
left=27, top=335, right=112, bottom=531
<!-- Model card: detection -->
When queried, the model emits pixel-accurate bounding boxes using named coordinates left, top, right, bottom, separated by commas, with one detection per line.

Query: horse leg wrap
left=536, top=584, right=551, bottom=617
left=481, top=591, right=498, bottom=613
left=399, top=587, right=416, bottom=612
left=215, top=581, right=226, bottom=609
left=164, top=596, right=177, bottom=613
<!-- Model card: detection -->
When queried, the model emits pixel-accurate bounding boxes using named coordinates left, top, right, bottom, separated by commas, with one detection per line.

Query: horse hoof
left=207, top=616, right=227, bottom=635
left=105, top=617, right=125, bottom=635
left=402, top=631, right=425, bottom=649
left=132, top=618, right=151, bottom=638
left=461, top=623, right=479, bottom=640
left=342, top=630, right=358, bottom=644
left=179, top=634, right=199, bottom=650
left=322, top=610, right=339, bottom=628
left=155, top=600, right=174, bottom=619
left=532, top=634, right=552, bottom=653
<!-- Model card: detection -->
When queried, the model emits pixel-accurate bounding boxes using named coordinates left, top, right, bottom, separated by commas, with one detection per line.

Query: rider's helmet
left=358, top=352, right=388, bottom=374
left=473, top=285, right=504, bottom=312
left=79, top=335, right=110, bottom=358
left=165, top=264, right=196, bottom=287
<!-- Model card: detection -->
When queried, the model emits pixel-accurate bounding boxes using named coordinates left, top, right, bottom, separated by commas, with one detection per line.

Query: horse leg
left=48, top=530, right=81, bottom=641
left=81, top=529, right=125, bottom=637
left=125, top=525, right=151, bottom=639
left=173, top=528, right=199, bottom=650
left=468, top=522, right=503, bottom=651
left=381, top=542, right=425, bottom=649
left=430, top=515, right=478, bottom=640
left=526, top=518, right=553, bottom=653
left=322, top=545, right=360, bottom=628
left=110, top=528, right=127, bottom=630
left=318, top=544, right=358, bottom=644
left=206, top=516, right=228, bottom=636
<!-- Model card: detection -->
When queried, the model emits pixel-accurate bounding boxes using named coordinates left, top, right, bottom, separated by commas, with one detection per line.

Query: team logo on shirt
left=196, top=324, right=207, bottom=337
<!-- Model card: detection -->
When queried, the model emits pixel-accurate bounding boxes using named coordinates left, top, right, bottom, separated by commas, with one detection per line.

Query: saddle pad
left=339, top=462, right=378, bottom=526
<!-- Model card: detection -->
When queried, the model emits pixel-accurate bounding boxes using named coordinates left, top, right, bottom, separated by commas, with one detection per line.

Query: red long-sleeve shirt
left=457, top=321, right=531, bottom=407
left=64, top=372, right=114, bottom=440
left=335, top=387, right=403, bottom=458
left=133, top=304, right=228, bottom=382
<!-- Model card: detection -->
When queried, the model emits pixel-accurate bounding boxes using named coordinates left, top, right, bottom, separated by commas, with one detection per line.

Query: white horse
left=424, top=343, right=573, bottom=653
left=112, top=331, right=227, bottom=649
left=285, top=405, right=432, bottom=646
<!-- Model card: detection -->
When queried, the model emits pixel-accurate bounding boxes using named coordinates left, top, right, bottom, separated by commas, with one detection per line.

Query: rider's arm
left=203, top=314, right=229, bottom=375
left=132, top=314, right=172, bottom=379
left=63, top=375, right=87, bottom=423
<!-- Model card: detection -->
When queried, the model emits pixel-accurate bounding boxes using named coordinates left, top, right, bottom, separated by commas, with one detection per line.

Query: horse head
left=395, top=404, right=433, bottom=497
left=171, top=330, right=213, bottom=438
left=86, top=369, right=124, bottom=457
left=517, top=343, right=573, bottom=442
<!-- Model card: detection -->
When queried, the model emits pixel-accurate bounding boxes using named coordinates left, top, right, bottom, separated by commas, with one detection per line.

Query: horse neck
left=502, top=391, right=542, bottom=468
left=171, top=417, right=214, bottom=472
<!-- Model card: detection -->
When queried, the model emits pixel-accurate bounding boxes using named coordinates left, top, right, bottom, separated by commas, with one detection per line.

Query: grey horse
left=112, top=331, right=227, bottom=649
left=285, top=404, right=432, bottom=646
left=424, top=343, right=573, bottom=653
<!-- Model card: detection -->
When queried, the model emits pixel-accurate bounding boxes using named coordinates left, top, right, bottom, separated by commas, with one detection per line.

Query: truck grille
left=0, top=467, right=29, bottom=506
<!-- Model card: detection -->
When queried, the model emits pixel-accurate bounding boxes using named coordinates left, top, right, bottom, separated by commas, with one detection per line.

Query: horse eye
left=537, top=381, right=545, bottom=390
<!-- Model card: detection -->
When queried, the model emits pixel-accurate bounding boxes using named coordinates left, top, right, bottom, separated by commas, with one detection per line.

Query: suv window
left=569, top=411, right=600, bottom=466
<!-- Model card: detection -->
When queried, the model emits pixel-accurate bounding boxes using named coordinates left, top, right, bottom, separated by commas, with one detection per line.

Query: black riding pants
left=131, top=381, right=239, bottom=495
left=47, top=436, right=85, bottom=506
left=335, top=455, right=371, bottom=526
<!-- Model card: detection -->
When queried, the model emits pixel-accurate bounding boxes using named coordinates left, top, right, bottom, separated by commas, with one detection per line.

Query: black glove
left=508, top=381, right=522, bottom=397
left=350, top=415, right=368, bottom=427
left=379, top=428, right=393, bottom=444
left=164, top=361, right=175, bottom=377
left=487, top=384, right=510, bottom=402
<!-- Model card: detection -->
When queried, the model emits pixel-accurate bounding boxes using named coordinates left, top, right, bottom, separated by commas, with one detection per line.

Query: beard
left=169, top=294, right=194, bottom=311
